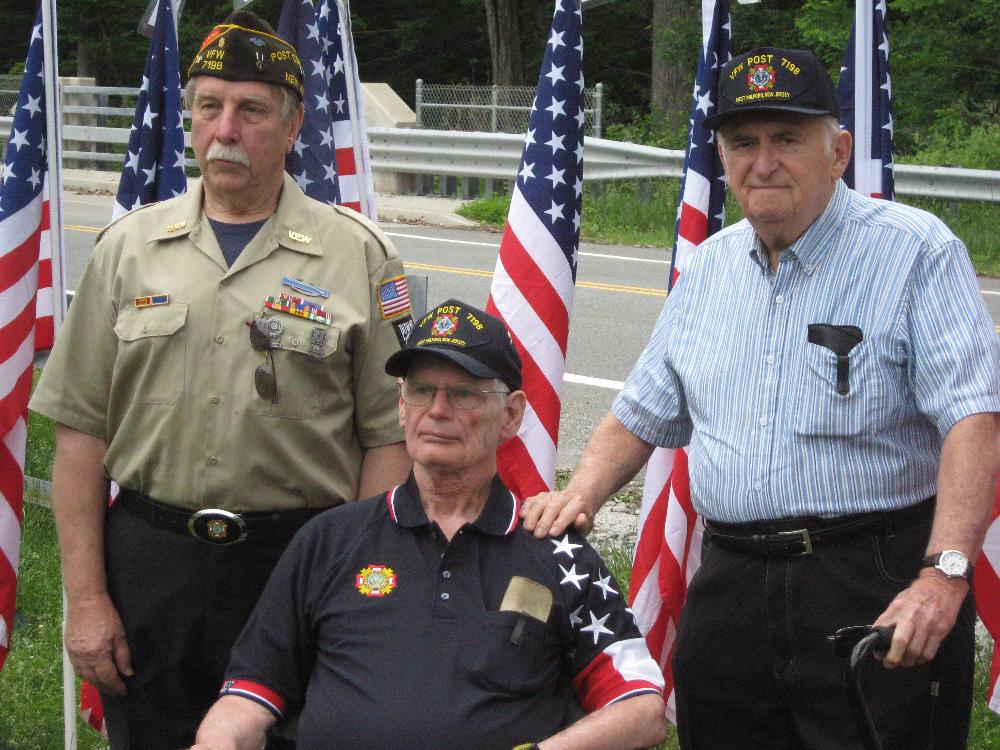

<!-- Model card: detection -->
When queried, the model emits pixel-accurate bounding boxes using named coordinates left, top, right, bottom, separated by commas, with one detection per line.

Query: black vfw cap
left=385, top=299, right=523, bottom=391
left=703, top=47, right=839, bottom=131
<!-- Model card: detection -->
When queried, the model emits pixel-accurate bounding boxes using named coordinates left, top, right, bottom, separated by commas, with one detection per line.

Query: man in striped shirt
left=522, top=47, right=1000, bottom=748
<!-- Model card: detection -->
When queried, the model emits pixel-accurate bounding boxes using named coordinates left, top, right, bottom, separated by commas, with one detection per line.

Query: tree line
left=2, top=0, right=997, bottom=158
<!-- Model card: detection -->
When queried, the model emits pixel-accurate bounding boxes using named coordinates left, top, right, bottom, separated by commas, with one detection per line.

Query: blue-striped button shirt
left=614, top=180, right=1000, bottom=523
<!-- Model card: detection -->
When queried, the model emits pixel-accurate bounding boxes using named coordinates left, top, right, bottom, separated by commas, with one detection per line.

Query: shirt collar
left=144, top=173, right=323, bottom=258
left=385, top=472, right=521, bottom=537
left=746, top=179, right=851, bottom=272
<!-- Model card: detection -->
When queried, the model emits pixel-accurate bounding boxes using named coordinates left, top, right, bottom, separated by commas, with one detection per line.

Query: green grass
left=456, top=180, right=1000, bottom=278
left=0, top=497, right=109, bottom=749
left=25, top=370, right=54, bottom=482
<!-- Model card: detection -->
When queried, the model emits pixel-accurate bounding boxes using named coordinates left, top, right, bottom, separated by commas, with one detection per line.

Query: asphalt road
left=59, top=191, right=1000, bottom=469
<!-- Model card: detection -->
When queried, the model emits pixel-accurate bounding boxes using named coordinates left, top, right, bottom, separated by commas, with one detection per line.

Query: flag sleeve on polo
left=547, top=530, right=665, bottom=710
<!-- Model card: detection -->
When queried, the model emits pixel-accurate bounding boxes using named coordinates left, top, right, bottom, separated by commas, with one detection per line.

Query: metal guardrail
left=367, top=128, right=682, bottom=182
left=2, top=115, right=999, bottom=202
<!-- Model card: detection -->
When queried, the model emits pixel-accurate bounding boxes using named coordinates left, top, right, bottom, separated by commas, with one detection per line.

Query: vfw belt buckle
left=187, top=509, right=248, bottom=546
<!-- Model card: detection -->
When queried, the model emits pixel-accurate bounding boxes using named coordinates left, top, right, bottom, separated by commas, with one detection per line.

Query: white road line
left=385, top=231, right=670, bottom=264
left=564, top=373, right=625, bottom=391
left=982, top=289, right=1000, bottom=296
left=386, top=231, right=498, bottom=248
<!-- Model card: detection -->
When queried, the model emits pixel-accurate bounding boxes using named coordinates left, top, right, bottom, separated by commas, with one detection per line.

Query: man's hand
left=189, top=695, right=275, bottom=750
left=64, top=593, right=132, bottom=696
left=874, top=569, right=968, bottom=668
left=520, top=413, right=656, bottom=539
left=520, top=491, right=595, bottom=539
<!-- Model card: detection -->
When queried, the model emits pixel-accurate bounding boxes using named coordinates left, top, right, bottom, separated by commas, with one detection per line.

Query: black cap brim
left=385, top=348, right=503, bottom=384
left=703, top=104, right=837, bottom=131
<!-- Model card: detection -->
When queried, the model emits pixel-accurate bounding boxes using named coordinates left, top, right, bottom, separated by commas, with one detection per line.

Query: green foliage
left=456, top=193, right=511, bottom=227
left=904, top=119, right=1000, bottom=171
left=603, top=107, right=690, bottom=151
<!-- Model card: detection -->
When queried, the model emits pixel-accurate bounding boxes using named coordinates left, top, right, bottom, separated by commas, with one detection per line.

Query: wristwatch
left=921, top=549, right=974, bottom=581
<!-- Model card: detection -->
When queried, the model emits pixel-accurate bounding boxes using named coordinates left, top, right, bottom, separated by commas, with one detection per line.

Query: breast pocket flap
left=113, top=303, right=189, bottom=341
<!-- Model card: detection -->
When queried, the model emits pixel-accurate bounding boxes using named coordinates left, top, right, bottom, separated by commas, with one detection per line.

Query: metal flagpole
left=39, top=0, right=77, bottom=741
left=41, top=0, right=66, bottom=334
left=337, top=0, right=376, bottom=220
left=853, top=0, right=874, bottom=196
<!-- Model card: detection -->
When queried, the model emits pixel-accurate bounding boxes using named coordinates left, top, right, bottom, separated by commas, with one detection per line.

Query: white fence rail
left=3, top=116, right=1000, bottom=203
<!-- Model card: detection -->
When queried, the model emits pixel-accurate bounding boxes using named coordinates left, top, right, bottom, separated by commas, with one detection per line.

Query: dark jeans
left=100, top=502, right=293, bottom=750
left=673, top=513, right=975, bottom=750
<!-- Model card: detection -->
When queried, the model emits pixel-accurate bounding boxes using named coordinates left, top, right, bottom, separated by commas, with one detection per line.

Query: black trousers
left=100, top=501, right=294, bottom=750
left=673, top=513, right=975, bottom=750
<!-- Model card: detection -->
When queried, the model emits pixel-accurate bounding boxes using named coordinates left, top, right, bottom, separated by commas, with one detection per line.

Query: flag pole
left=853, top=0, right=874, bottom=197
left=41, top=0, right=66, bottom=331
left=336, top=0, right=375, bottom=220
left=39, top=0, right=74, bottom=746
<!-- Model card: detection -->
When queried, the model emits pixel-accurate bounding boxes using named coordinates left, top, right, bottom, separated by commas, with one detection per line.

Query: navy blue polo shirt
left=221, top=473, right=663, bottom=750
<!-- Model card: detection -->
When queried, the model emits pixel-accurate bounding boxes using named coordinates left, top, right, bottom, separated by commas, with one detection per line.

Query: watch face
left=939, top=550, right=969, bottom=577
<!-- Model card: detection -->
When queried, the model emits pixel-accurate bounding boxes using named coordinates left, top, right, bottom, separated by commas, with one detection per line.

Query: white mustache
left=206, top=142, right=250, bottom=167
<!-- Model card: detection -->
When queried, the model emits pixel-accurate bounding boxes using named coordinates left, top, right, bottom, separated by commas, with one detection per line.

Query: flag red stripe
left=495, top=436, right=547, bottom=507
left=499, top=319, right=561, bottom=444
left=0, top=232, right=42, bottom=293
left=973, top=485, right=1000, bottom=711
left=0, top=300, right=37, bottom=364
left=0, top=365, right=33, bottom=439
left=676, top=201, right=708, bottom=248
left=334, top=146, right=357, bottom=177
left=79, top=679, right=106, bottom=733
left=496, top=229, right=570, bottom=355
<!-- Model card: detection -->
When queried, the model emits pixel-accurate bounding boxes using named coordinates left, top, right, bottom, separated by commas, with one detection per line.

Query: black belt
left=703, top=496, right=935, bottom=558
left=115, top=489, right=328, bottom=546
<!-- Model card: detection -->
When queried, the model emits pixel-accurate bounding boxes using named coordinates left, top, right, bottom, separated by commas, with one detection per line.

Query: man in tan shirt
left=29, top=11, right=411, bottom=748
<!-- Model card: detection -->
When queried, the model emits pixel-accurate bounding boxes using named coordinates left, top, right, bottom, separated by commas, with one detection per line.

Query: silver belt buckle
left=777, top=528, right=813, bottom=556
left=187, top=508, right=248, bottom=546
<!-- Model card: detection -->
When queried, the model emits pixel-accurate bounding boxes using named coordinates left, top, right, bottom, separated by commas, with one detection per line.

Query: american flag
left=278, top=0, right=376, bottom=219
left=486, top=0, right=584, bottom=498
left=978, top=487, right=1000, bottom=715
left=0, top=5, right=55, bottom=672
left=836, top=0, right=894, bottom=199
left=112, top=0, right=187, bottom=219
left=627, top=0, right=730, bottom=722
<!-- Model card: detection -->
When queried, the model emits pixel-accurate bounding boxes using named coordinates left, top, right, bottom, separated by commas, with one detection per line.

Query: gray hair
left=183, top=77, right=300, bottom=122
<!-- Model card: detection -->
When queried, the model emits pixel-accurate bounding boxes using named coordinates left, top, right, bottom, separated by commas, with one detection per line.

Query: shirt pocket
left=112, top=304, right=189, bottom=404
left=465, top=610, right=562, bottom=697
left=794, top=339, right=887, bottom=437
left=252, top=318, right=342, bottom=419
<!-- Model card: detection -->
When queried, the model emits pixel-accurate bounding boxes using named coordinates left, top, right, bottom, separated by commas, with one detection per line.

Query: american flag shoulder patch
left=378, top=275, right=411, bottom=319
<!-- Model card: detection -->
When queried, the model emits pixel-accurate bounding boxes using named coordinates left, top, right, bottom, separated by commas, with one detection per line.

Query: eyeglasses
left=398, top=378, right=509, bottom=411
left=249, top=315, right=282, bottom=403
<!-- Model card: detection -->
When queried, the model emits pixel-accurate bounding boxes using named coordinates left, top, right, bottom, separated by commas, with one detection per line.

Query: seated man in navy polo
left=190, top=299, right=667, bottom=750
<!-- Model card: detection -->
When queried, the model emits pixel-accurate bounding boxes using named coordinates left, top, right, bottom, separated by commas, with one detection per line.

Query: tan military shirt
left=31, top=174, right=409, bottom=511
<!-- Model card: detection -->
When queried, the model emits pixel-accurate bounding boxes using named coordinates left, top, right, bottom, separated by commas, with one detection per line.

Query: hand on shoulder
left=521, top=490, right=595, bottom=539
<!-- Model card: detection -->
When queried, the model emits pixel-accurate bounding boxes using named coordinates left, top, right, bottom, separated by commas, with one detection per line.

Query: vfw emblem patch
left=747, top=64, right=776, bottom=92
left=356, top=564, right=398, bottom=597
left=430, top=313, right=458, bottom=337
